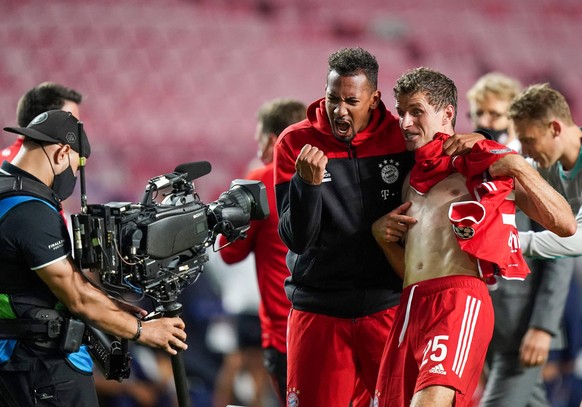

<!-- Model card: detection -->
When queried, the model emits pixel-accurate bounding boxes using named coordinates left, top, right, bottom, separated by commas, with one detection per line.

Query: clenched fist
left=296, top=144, right=328, bottom=185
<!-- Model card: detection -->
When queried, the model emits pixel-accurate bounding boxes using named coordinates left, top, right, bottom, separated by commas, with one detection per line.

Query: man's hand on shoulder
left=443, top=132, right=485, bottom=156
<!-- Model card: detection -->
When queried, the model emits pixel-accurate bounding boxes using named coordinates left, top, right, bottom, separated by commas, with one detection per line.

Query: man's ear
left=56, top=144, right=71, bottom=163
left=550, top=120, right=561, bottom=138
left=443, top=104, right=455, bottom=125
left=370, top=90, right=382, bottom=110
left=268, top=132, right=278, bottom=146
left=263, top=132, right=278, bottom=162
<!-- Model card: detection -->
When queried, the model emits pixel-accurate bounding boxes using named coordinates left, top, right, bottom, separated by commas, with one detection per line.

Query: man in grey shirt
left=482, top=83, right=582, bottom=407
left=512, top=84, right=582, bottom=259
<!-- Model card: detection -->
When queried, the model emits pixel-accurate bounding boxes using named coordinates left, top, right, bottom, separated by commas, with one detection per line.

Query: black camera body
left=72, top=162, right=269, bottom=304
left=72, top=162, right=269, bottom=381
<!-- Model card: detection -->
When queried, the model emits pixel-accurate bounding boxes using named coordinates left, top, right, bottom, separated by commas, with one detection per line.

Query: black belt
left=0, top=318, right=63, bottom=340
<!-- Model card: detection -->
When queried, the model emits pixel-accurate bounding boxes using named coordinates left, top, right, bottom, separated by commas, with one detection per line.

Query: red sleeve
left=273, top=129, right=298, bottom=187
left=1, top=139, right=23, bottom=163
left=449, top=141, right=530, bottom=282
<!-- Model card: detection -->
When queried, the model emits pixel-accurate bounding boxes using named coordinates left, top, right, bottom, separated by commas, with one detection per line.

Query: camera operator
left=0, top=110, right=187, bottom=407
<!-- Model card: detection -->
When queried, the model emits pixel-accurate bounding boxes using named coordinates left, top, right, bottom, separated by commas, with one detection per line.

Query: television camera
left=72, top=161, right=269, bottom=304
left=71, top=159, right=269, bottom=389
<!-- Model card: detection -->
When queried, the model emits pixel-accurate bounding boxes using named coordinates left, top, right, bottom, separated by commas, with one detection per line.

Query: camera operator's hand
left=137, top=317, right=188, bottom=355
left=37, top=257, right=189, bottom=356
left=112, top=299, right=148, bottom=319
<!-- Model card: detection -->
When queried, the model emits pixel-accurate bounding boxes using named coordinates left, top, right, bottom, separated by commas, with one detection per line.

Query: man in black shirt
left=0, top=110, right=188, bottom=406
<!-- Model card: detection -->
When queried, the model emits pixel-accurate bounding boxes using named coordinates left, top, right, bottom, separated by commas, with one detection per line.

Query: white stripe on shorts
left=452, top=295, right=481, bottom=378
left=398, top=285, right=418, bottom=347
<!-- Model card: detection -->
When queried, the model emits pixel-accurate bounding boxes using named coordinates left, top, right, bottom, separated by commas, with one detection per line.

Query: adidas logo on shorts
left=429, top=363, right=447, bottom=375
left=322, top=169, right=332, bottom=182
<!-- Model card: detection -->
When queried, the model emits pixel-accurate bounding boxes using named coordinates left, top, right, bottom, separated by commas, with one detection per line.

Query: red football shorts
left=286, top=307, right=396, bottom=407
left=375, top=275, right=493, bottom=407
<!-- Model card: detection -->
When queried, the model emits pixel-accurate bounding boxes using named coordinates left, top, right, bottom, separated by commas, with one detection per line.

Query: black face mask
left=477, top=127, right=508, bottom=142
left=52, top=163, right=77, bottom=201
left=42, top=145, right=78, bottom=201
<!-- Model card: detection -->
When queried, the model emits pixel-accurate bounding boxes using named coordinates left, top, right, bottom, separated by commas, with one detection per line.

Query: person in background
left=92, top=345, right=176, bottom=407
left=466, top=72, right=522, bottom=151
left=1, top=82, right=82, bottom=162
left=372, top=67, right=575, bottom=407
left=217, top=98, right=306, bottom=405
left=507, top=83, right=582, bottom=407
left=209, top=251, right=271, bottom=407
left=510, top=83, right=582, bottom=259
left=465, top=73, right=576, bottom=407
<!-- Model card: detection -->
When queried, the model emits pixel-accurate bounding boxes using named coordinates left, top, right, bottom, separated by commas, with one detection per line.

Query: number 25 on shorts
left=421, top=335, right=449, bottom=367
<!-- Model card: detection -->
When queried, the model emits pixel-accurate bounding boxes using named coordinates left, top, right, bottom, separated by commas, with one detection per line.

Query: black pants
left=0, top=344, right=98, bottom=407
left=264, top=346, right=287, bottom=405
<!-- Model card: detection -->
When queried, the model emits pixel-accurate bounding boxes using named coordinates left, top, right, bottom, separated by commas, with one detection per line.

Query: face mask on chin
left=52, top=164, right=77, bottom=201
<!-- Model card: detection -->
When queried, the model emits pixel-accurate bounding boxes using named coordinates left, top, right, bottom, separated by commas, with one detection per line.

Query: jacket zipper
left=348, top=141, right=366, bottom=319
left=347, top=142, right=364, bottom=212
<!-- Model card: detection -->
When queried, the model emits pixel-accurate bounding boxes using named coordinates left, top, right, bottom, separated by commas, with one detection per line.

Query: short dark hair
left=328, top=47, right=379, bottom=91
left=17, top=82, right=83, bottom=127
left=257, top=98, right=306, bottom=136
left=393, top=67, right=458, bottom=126
left=508, top=83, right=574, bottom=126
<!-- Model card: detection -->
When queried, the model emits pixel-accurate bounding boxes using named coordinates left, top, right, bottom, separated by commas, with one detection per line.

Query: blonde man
left=466, top=72, right=522, bottom=150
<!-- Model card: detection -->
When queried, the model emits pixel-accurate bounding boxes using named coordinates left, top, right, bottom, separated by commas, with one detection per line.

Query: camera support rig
left=71, top=131, right=269, bottom=407
left=144, top=302, right=190, bottom=407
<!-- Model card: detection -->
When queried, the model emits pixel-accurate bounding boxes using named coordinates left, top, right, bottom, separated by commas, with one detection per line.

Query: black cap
left=4, top=110, right=91, bottom=157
